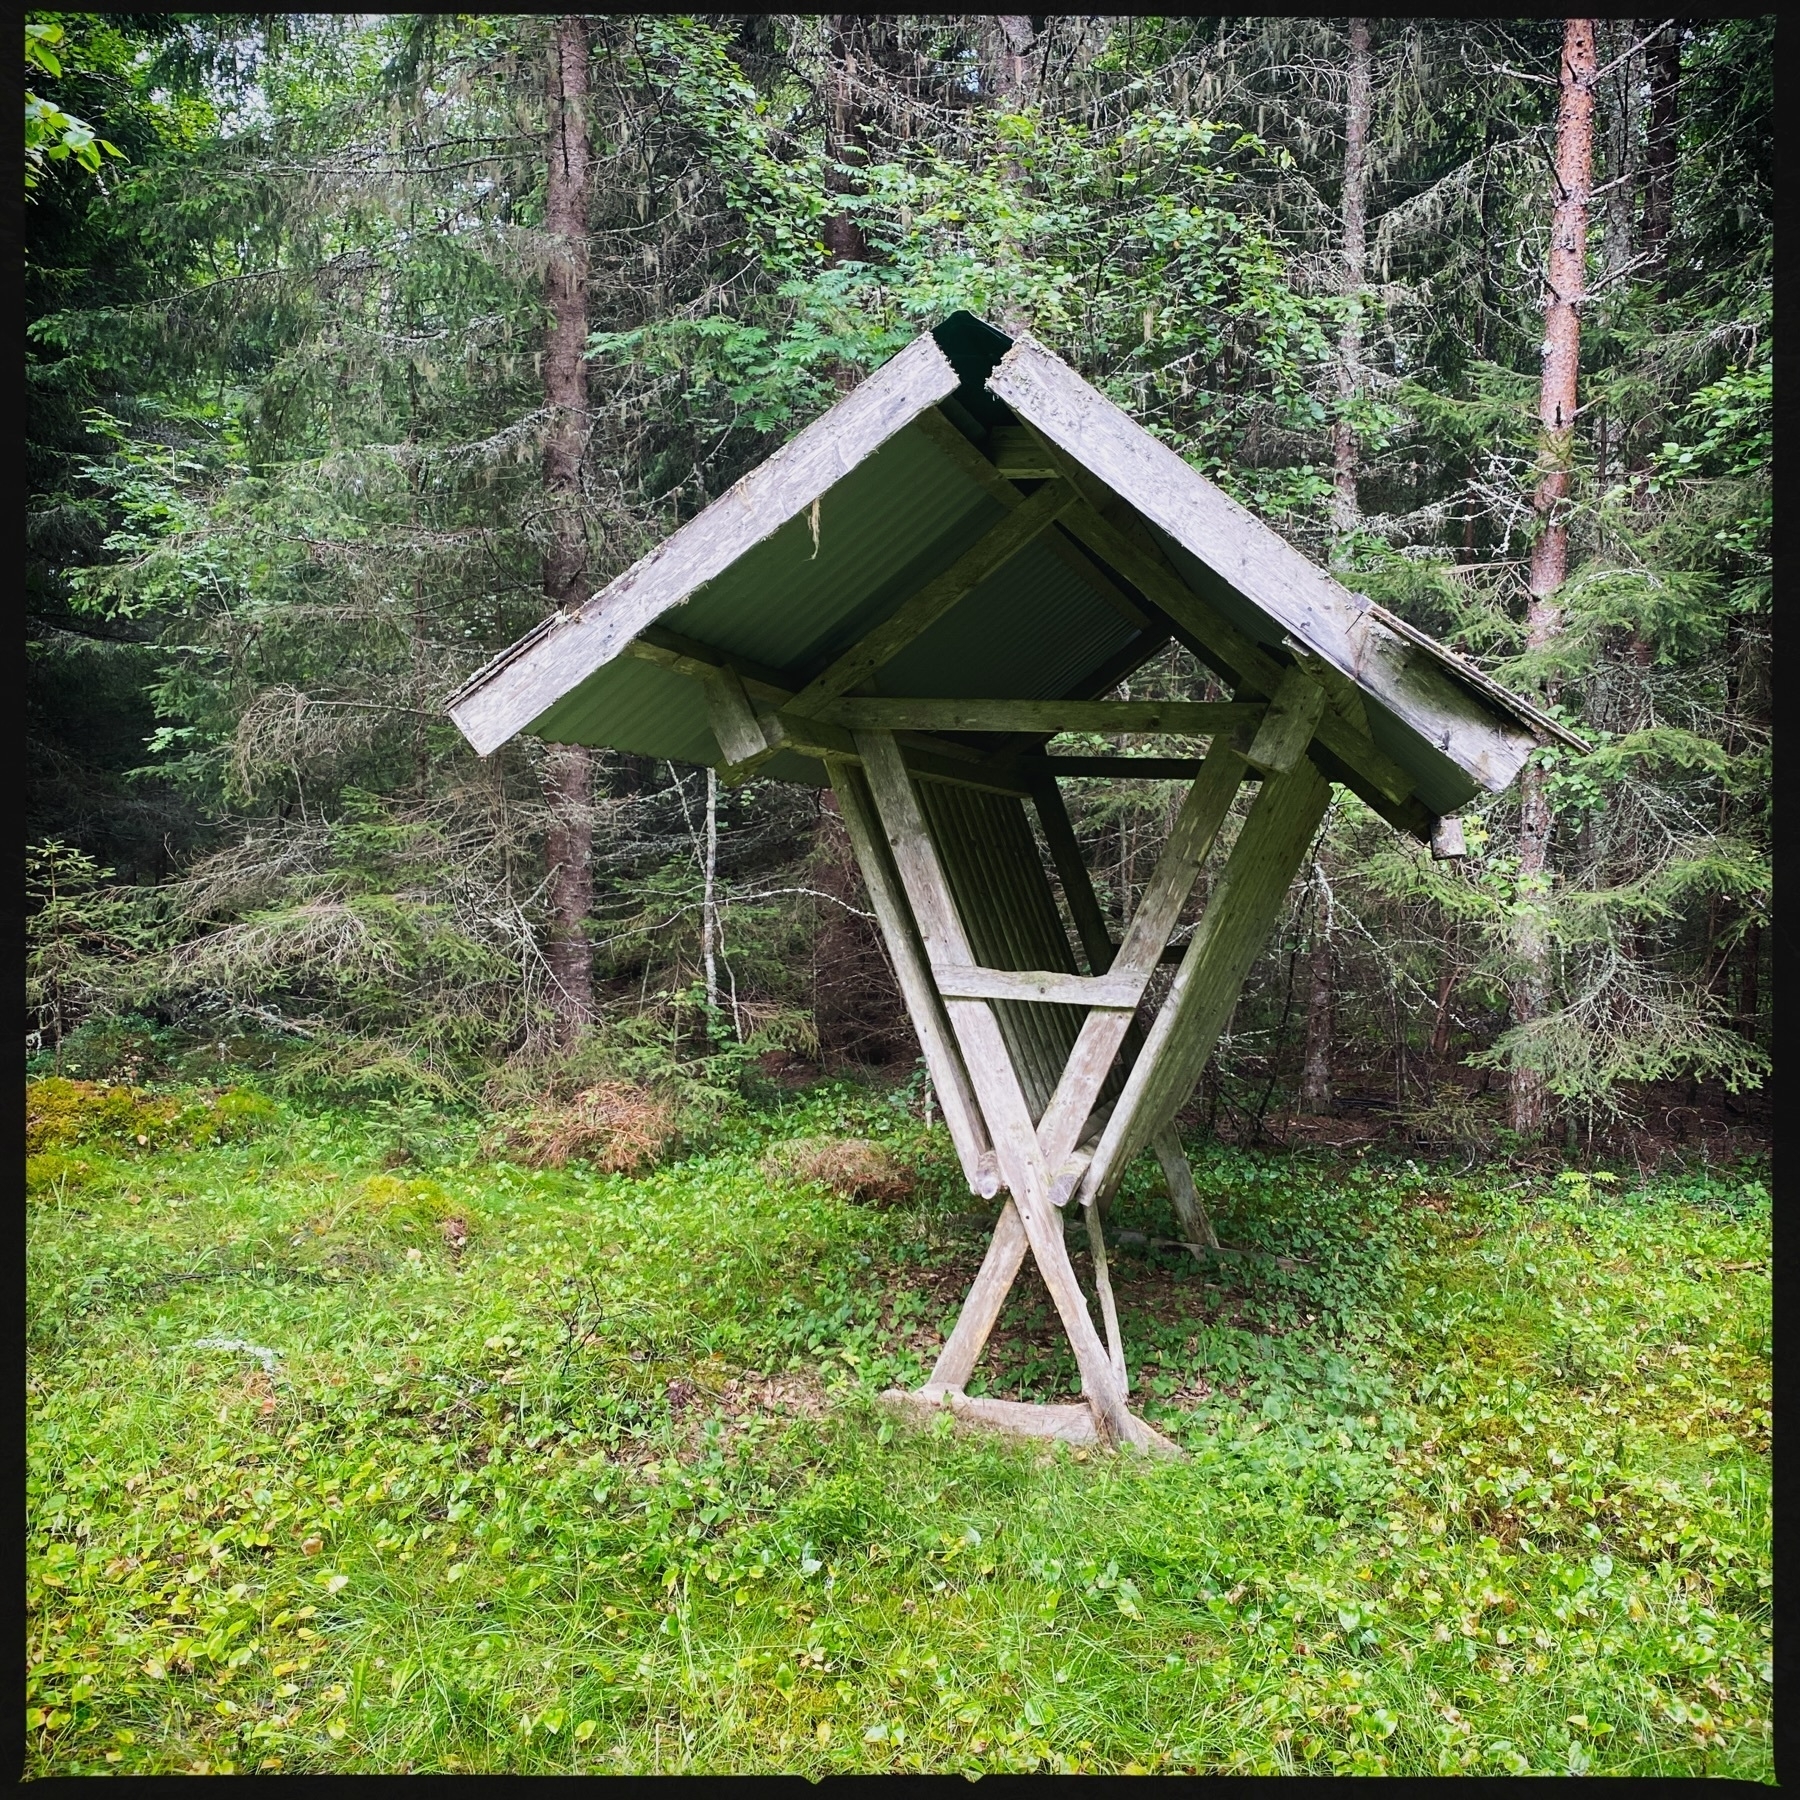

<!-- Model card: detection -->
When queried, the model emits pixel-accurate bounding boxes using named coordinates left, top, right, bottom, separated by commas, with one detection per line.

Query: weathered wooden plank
left=622, top=635, right=792, bottom=707
left=1078, top=756, right=1330, bottom=1209
left=1152, top=1127, right=1219, bottom=1252
left=1431, top=814, right=1467, bottom=859
left=1084, top=1200, right=1129, bottom=1392
left=703, top=664, right=769, bottom=768
left=785, top=480, right=1078, bottom=715
left=1024, top=755, right=1207, bottom=780
left=855, top=728, right=1147, bottom=1448
left=1243, top=666, right=1327, bottom=776
left=911, top=408, right=1153, bottom=632
left=986, top=337, right=1562, bottom=791
left=828, top=759, right=998, bottom=1198
left=1054, top=495, right=1423, bottom=813
left=989, top=424, right=1062, bottom=479
left=1028, top=774, right=1117, bottom=975
left=1032, top=731, right=1252, bottom=1180
left=925, top=1199, right=1029, bottom=1391
left=450, top=330, right=962, bottom=756
left=930, top=964, right=1146, bottom=1008
left=821, top=698, right=1262, bottom=736
left=880, top=1388, right=1181, bottom=1456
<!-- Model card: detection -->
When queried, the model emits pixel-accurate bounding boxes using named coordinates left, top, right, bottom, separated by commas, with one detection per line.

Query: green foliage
left=25, top=21, right=124, bottom=193
left=24, top=1088, right=1769, bottom=1775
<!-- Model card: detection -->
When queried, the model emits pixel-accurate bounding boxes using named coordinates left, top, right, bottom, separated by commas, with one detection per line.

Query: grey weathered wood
left=623, top=634, right=791, bottom=706
left=449, top=330, right=961, bottom=756
left=1078, top=756, right=1331, bottom=1210
left=703, top=664, right=769, bottom=768
left=828, top=759, right=996, bottom=1197
left=1152, top=1127, right=1219, bottom=1252
left=821, top=698, right=1262, bottom=736
left=855, top=728, right=1147, bottom=1448
left=786, top=480, right=1077, bottom=715
left=930, top=964, right=1146, bottom=1009
left=881, top=1387, right=1182, bottom=1456
left=926, top=1199, right=1029, bottom=1391
left=1243, top=666, right=1327, bottom=776
left=986, top=336, right=1573, bottom=788
left=1431, top=814, right=1467, bottom=859
left=1028, top=773, right=1117, bottom=975
left=1034, top=731, right=1251, bottom=1181
left=1083, top=1199, right=1129, bottom=1392
left=1052, top=494, right=1420, bottom=810
left=1024, top=756, right=1207, bottom=780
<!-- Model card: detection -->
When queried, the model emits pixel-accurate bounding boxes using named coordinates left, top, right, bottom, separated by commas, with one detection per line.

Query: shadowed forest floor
left=25, top=1079, right=1770, bottom=1777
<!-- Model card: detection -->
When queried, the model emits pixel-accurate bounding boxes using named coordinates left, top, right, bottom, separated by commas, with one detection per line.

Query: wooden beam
left=702, top=664, right=769, bottom=767
left=1242, top=666, right=1326, bottom=776
left=1431, top=815, right=1467, bottom=859
left=854, top=728, right=1149, bottom=1449
left=1033, top=730, right=1253, bottom=1180
left=449, top=329, right=962, bottom=756
left=827, top=760, right=999, bottom=1199
left=1078, top=755, right=1330, bottom=1210
left=1153, top=1127, right=1219, bottom=1252
left=929, top=965, right=1146, bottom=1009
left=1024, top=756, right=1207, bottom=780
left=785, top=480, right=1078, bottom=715
left=820, top=698, right=1263, bottom=736
left=989, top=424, right=1061, bottom=479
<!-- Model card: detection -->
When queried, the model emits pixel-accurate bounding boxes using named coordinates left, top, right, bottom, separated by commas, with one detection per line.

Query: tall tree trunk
left=1509, top=18, right=1597, bottom=1138
left=1297, top=878, right=1335, bottom=1115
left=1641, top=22, right=1680, bottom=279
left=1300, top=17, right=1372, bottom=1113
left=701, top=765, right=720, bottom=1026
left=821, top=15, right=873, bottom=267
left=1330, top=16, right=1371, bottom=553
left=541, top=14, right=594, bottom=1046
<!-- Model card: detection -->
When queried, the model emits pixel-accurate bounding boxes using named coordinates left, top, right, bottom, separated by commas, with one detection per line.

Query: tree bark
left=541, top=13, right=594, bottom=1046
left=1297, top=889, right=1335, bottom=1114
left=1641, top=21, right=1680, bottom=280
left=1509, top=18, right=1597, bottom=1138
left=1330, top=16, right=1371, bottom=553
left=702, top=765, right=720, bottom=1026
left=822, top=15, right=872, bottom=267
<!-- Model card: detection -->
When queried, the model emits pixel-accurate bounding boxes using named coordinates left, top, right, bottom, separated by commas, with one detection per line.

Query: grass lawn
left=25, top=1078, right=1771, bottom=1777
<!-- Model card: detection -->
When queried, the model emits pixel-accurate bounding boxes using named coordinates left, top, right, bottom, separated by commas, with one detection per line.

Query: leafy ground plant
left=24, top=1080, right=1770, bottom=1776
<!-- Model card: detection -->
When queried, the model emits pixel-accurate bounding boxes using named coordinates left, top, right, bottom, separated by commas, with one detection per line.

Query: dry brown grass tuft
left=492, top=1081, right=678, bottom=1175
left=763, top=1135, right=914, bottom=1205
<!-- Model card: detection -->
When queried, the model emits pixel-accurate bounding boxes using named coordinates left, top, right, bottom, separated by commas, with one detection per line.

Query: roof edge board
left=984, top=335, right=1581, bottom=789
left=448, top=328, right=963, bottom=757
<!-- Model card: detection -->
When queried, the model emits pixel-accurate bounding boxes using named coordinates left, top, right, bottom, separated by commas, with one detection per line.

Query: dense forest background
left=25, top=12, right=1771, bottom=1159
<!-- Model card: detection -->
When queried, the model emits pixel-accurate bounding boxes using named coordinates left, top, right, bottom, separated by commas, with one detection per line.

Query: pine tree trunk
left=541, top=14, right=594, bottom=1046
left=1510, top=18, right=1597, bottom=1138
left=701, top=765, right=720, bottom=1027
left=1330, top=16, right=1371, bottom=552
left=821, top=15, right=872, bottom=268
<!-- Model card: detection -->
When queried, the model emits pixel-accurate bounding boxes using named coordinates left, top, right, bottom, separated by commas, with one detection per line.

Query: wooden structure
left=448, top=313, right=1585, bottom=1454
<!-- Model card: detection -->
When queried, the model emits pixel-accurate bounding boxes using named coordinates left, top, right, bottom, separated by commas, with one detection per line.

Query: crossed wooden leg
left=830, top=729, right=1327, bottom=1452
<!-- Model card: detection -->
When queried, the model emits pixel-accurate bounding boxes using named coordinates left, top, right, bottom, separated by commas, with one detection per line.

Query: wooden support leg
left=829, top=760, right=1000, bottom=1199
left=1079, top=757, right=1331, bottom=1210
left=925, top=1198, right=1028, bottom=1393
left=855, top=729, right=1148, bottom=1450
left=1084, top=1199, right=1128, bottom=1392
left=1153, top=1126, right=1219, bottom=1252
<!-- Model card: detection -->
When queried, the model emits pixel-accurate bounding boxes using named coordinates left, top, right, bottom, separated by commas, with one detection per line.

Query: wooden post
left=1079, top=757, right=1331, bottom=1209
left=828, top=760, right=999, bottom=1199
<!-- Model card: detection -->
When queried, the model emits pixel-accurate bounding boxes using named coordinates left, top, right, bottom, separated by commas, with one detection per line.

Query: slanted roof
left=447, top=311, right=1583, bottom=834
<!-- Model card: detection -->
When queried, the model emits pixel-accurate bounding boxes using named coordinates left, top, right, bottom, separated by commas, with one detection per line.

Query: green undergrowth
left=25, top=1079, right=1771, bottom=1776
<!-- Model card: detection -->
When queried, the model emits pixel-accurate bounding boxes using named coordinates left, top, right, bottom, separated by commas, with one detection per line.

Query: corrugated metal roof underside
left=526, top=415, right=1163, bottom=773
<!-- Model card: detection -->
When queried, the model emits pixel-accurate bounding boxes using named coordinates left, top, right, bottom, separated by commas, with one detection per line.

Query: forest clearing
left=25, top=1076, right=1772, bottom=1777
left=26, top=10, right=1770, bottom=1782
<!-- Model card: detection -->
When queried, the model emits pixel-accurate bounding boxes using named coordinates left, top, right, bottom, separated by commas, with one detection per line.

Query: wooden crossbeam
left=786, top=480, right=1078, bottom=715
left=819, top=698, right=1263, bottom=736
left=1022, top=756, right=1206, bottom=780
left=930, top=965, right=1145, bottom=1008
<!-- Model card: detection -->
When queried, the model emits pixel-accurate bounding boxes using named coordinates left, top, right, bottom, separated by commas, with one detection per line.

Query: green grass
left=25, top=1082, right=1771, bottom=1776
